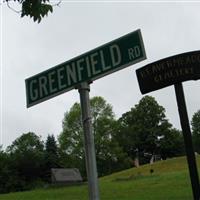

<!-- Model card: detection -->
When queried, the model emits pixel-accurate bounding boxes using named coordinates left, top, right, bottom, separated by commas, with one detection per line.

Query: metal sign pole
left=78, top=82, right=100, bottom=200
left=174, top=82, right=200, bottom=200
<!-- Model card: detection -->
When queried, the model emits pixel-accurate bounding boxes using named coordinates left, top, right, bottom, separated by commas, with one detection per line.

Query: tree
left=0, top=147, right=12, bottom=193
left=159, top=128, right=184, bottom=160
left=4, top=0, right=61, bottom=23
left=44, top=134, right=60, bottom=182
left=116, top=96, right=173, bottom=165
left=7, top=132, right=44, bottom=154
left=191, top=110, right=200, bottom=153
left=58, top=96, right=130, bottom=177
left=58, top=102, right=84, bottom=173
left=6, top=132, right=45, bottom=191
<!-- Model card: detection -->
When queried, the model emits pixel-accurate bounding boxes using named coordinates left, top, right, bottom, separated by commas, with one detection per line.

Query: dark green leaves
left=21, top=0, right=53, bottom=23
left=116, top=96, right=175, bottom=164
left=6, top=0, right=54, bottom=23
left=191, top=110, right=200, bottom=153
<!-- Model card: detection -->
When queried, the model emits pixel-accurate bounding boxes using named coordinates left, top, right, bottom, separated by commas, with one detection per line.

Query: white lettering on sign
left=85, top=56, right=92, bottom=78
left=39, top=76, right=48, bottom=98
left=57, top=67, right=66, bottom=90
left=91, top=52, right=100, bottom=75
left=48, top=71, right=57, bottom=93
left=100, top=50, right=111, bottom=71
left=28, top=43, right=131, bottom=103
left=66, top=63, right=77, bottom=85
left=110, top=44, right=121, bottom=67
left=128, top=46, right=141, bottom=61
left=30, top=80, right=38, bottom=101
left=77, top=58, right=84, bottom=81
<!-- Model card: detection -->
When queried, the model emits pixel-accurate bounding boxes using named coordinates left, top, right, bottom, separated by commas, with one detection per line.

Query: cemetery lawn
left=0, top=155, right=200, bottom=200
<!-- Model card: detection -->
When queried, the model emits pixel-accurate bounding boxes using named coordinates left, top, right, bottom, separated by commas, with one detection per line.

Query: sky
left=1, top=1, right=200, bottom=148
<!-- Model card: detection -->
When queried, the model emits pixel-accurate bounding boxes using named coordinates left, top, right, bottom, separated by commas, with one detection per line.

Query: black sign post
left=136, top=51, right=200, bottom=200
left=174, top=82, right=200, bottom=200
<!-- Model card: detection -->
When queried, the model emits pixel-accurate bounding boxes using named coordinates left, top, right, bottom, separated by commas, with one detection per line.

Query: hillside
left=0, top=155, right=199, bottom=200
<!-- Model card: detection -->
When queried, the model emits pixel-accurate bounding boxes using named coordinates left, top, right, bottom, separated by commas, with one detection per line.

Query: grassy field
left=0, top=155, right=200, bottom=200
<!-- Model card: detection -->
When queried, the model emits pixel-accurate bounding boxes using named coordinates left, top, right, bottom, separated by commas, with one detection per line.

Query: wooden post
left=174, top=83, right=200, bottom=200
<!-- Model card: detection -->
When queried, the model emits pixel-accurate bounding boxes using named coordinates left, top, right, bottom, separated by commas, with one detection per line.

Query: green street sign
left=26, top=29, right=146, bottom=108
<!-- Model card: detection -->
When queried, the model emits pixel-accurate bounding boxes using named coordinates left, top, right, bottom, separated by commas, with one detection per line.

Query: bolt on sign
left=136, top=51, right=200, bottom=94
left=26, top=29, right=146, bottom=108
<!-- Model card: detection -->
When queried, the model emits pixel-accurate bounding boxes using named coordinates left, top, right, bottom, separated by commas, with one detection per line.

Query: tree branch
left=51, top=0, right=61, bottom=7
left=6, top=1, right=22, bottom=13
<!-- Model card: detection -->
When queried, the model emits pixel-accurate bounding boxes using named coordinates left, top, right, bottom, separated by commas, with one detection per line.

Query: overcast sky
left=1, top=1, right=200, bottom=148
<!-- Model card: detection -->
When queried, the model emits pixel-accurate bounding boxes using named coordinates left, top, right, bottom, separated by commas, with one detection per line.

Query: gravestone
left=51, top=168, right=83, bottom=185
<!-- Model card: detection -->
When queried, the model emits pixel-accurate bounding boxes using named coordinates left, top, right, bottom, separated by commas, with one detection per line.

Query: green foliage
left=58, top=96, right=131, bottom=177
left=0, top=147, right=12, bottom=193
left=58, top=102, right=84, bottom=174
left=59, top=102, right=83, bottom=157
left=0, top=96, right=188, bottom=194
left=44, top=134, right=60, bottom=182
left=159, top=128, right=185, bottom=159
left=5, top=0, right=54, bottom=23
left=5, top=132, right=45, bottom=192
left=191, top=110, right=200, bottom=153
left=7, top=132, right=44, bottom=154
left=116, top=96, right=177, bottom=165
